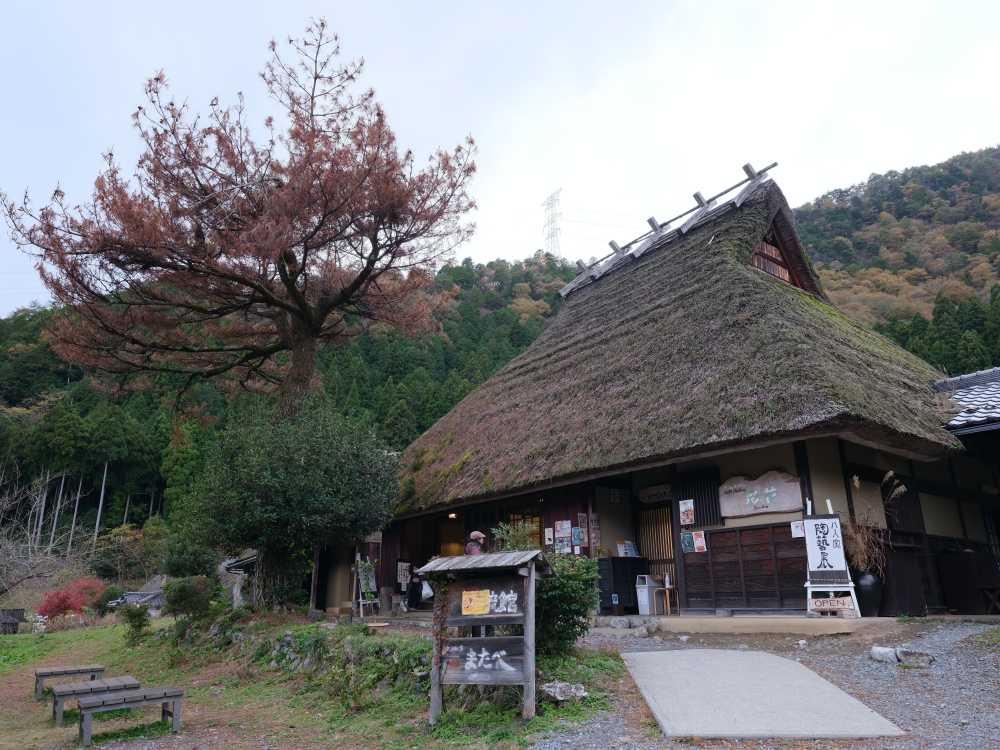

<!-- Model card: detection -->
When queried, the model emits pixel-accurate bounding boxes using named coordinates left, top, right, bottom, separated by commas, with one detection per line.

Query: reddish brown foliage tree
left=4, top=20, right=475, bottom=409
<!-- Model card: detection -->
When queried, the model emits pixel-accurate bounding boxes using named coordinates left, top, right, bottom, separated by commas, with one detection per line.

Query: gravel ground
left=529, top=620, right=1000, bottom=750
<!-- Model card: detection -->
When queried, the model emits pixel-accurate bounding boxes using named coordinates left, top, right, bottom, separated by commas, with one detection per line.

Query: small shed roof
left=419, top=550, right=549, bottom=575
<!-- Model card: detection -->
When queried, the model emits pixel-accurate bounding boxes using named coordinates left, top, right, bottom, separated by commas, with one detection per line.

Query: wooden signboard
left=427, top=553, right=545, bottom=725
left=808, top=596, right=856, bottom=612
left=803, top=515, right=849, bottom=582
left=441, top=636, right=524, bottom=684
left=718, top=471, right=803, bottom=518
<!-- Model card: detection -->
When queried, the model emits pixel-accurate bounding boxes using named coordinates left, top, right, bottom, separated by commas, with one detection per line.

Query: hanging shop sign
left=639, top=484, right=672, bottom=504
left=803, top=515, right=848, bottom=574
left=718, top=470, right=803, bottom=518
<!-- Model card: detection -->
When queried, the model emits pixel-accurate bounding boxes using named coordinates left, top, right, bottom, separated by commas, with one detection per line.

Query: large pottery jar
left=854, top=570, right=883, bottom=617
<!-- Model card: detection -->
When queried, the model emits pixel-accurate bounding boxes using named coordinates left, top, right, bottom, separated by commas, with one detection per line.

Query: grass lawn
left=0, top=619, right=626, bottom=749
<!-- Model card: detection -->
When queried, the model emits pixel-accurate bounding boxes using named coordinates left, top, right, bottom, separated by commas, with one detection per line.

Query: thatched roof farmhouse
left=317, top=169, right=1000, bottom=620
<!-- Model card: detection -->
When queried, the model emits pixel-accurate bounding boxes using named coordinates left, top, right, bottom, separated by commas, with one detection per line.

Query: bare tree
left=0, top=468, right=88, bottom=600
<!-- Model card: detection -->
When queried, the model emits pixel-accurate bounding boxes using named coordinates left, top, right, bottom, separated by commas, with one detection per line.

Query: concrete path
left=622, top=650, right=904, bottom=740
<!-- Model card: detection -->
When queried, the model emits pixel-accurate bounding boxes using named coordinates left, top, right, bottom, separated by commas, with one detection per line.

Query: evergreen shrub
left=93, top=584, right=125, bottom=616
left=535, top=554, right=599, bottom=655
left=163, top=576, right=216, bottom=620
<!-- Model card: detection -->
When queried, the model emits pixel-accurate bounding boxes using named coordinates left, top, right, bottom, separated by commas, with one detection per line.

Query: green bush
left=536, top=554, right=599, bottom=655
left=163, top=537, right=220, bottom=581
left=93, top=584, right=125, bottom=616
left=163, top=576, right=216, bottom=620
left=117, top=604, right=151, bottom=644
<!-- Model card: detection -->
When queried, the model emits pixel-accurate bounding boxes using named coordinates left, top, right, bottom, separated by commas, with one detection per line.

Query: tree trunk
left=46, top=473, right=66, bottom=554
left=67, top=477, right=82, bottom=556
left=92, top=460, right=108, bottom=550
left=34, top=469, right=50, bottom=550
left=276, top=321, right=318, bottom=412
left=123, top=493, right=131, bottom=525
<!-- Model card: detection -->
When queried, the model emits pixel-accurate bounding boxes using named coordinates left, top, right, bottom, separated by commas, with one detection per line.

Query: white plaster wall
left=806, top=437, right=851, bottom=516
left=920, top=494, right=964, bottom=538
left=843, top=443, right=908, bottom=474
left=326, top=544, right=354, bottom=610
left=594, top=485, right=633, bottom=556
left=855, top=480, right=888, bottom=528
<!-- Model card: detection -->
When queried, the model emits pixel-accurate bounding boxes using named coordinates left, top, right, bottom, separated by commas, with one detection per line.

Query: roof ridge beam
left=680, top=198, right=718, bottom=234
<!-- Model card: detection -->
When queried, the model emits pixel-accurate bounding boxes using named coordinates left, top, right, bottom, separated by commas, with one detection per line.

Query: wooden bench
left=51, top=676, right=140, bottom=726
left=34, top=665, right=104, bottom=699
left=78, top=686, right=183, bottom=747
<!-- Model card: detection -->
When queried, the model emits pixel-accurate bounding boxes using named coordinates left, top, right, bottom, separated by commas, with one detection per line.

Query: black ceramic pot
left=854, top=569, right=883, bottom=617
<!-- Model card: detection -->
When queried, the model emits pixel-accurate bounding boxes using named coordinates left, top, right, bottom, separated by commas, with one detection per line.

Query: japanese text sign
left=803, top=515, right=847, bottom=573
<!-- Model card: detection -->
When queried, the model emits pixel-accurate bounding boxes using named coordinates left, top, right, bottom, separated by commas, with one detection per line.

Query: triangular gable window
left=750, top=223, right=802, bottom=288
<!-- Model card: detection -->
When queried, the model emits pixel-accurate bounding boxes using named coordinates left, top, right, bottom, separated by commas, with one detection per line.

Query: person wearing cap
left=465, top=531, right=486, bottom=555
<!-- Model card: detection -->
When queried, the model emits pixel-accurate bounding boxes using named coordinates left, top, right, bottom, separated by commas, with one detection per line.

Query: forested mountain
left=5, top=147, right=1000, bottom=539
left=794, top=147, right=1000, bottom=376
left=0, top=253, right=575, bottom=533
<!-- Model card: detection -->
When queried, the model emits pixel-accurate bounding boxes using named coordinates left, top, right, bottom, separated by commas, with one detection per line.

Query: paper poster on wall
left=679, top=499, right=695, bottom=526
left=554, top=537, right=572, bottom=554
left=397, top=561, right=411, bottom=587
left=461, top=589, right=490, bottom=615
left=554, top=520, right=572, bottom=538
left=790, top=520, right=805, bottom=538
left=590, top=528, right=601, bottom=549
left=680, top=532, right=695, bottom=553
left=544, top=527, right=554, bottom=545
left=692, top=531, right=707, bottom=552
left=589, top=513, right=600, bottom=530
left=803, top=516, right=847, bottom=573
left=577, top=513, right=589, bottom=544
left=573, top=545, right=581, bottom=555
left=571, top=527, right=582, bottom=545
left=616, top=541, right=638, bottom=557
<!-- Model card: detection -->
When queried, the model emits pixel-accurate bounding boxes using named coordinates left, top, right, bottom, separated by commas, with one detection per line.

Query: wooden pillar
left=793, top=441, right=814, bottom=512
left=309, top=546, right=321, bottom=612
left=429, top=637, right=442, bottom=724
left=523, top=560, right=536, bottom=720
left=837, top=439, right=856, bottom=520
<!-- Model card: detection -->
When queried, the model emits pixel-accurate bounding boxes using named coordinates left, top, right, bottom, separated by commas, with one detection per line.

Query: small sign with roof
left=419, top=550, right=552, bottom=723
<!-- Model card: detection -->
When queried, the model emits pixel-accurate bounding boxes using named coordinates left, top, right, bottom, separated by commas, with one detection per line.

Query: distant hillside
left=794, top=147, right=1000, bottom=376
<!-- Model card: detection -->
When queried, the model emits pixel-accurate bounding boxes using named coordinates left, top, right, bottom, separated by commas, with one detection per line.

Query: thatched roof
left=398, top=180, right=961, bottom=514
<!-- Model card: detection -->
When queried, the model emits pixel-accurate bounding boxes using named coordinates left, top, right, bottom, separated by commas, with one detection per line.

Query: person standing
left=404, top=563, right=423, bottom=611
left=465, top=530, right=486, bottom=555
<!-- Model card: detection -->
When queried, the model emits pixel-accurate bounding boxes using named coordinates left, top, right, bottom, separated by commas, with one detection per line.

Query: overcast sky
left=2, top=1, right=999, bottom=315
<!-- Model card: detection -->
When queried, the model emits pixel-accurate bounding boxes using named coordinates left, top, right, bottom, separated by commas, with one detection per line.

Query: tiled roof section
left=936, top=368, right=1000, bottom=434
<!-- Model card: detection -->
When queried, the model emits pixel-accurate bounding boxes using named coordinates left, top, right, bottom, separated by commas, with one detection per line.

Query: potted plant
left=840, top=474, right=896, bottom=616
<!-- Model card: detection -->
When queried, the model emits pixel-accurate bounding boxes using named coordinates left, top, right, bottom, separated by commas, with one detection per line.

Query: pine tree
left=419, top=382, right=448, bottom=431
left=342, top=381, right=363, bottom=417
left=956, top=296, right=988, bottom=338
left=956, top=330, right=992, bottom=374
left=375, top=377, right=398, bottom=423
left=380, top=400, right=418, bottom=451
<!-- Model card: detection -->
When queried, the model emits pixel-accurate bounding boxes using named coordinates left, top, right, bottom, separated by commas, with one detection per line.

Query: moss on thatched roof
left=398, top=180, right=961, bottom=514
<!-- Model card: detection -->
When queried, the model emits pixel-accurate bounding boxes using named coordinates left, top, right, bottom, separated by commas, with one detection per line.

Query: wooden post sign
left=419, top=551, right=552, bottom=724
